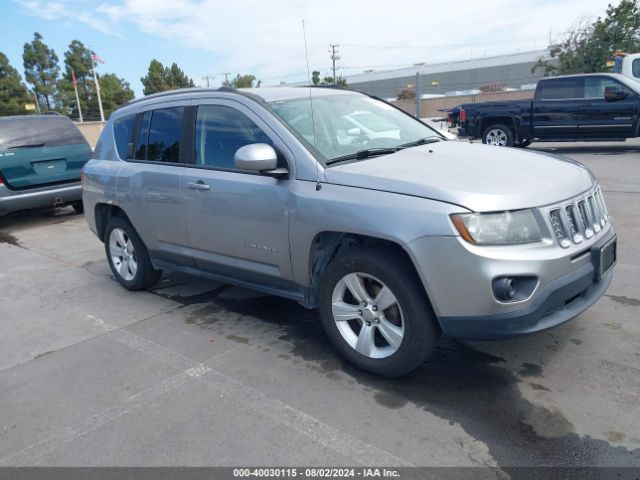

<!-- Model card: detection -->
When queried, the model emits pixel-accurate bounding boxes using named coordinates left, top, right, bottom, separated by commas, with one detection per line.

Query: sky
left=0, top=0, right=616, bottom=97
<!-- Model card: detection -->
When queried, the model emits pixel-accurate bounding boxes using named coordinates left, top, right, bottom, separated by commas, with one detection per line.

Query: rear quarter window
left=112, top=114, right=136, bottom=160
left=0, top=115, right=88, bottom=151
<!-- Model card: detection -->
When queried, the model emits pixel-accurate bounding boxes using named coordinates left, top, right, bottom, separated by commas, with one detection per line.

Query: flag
left=91, top=52, right=105, bottom=64
left=71, top=69, right=77, bottom=85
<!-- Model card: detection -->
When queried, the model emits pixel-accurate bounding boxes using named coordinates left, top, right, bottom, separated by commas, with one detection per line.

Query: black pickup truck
left=455, top=73, right=640, bottom=147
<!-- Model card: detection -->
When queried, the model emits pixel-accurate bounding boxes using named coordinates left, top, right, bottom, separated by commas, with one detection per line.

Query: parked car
left=83, top=87, right=616, bottom=377
left=0, top=114, right=91, bottom=216
left=456, top=73, right=640, bottom=147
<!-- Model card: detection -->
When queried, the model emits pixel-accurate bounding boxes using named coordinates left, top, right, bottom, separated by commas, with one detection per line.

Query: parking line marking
left=6, top=313, right=414, bottom=467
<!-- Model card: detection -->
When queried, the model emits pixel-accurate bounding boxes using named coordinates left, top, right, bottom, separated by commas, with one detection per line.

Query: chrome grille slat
left=548, top=187, right=609, bottom=248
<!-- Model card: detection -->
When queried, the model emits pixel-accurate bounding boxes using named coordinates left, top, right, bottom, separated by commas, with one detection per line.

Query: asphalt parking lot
left=1, top=140, right=639, bottom=474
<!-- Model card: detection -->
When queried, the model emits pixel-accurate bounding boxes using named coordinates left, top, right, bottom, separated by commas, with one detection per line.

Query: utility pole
left=221, top=72, right=231, bottom=86
left=415, top=72, right=421, bottom=118
left=202, top=75, right=215, bottom=87
left=329, top=44, right=340, bottom=84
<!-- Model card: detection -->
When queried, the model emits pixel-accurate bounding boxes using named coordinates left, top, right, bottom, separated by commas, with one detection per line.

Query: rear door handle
left=186, top=181, right=210, bottom=191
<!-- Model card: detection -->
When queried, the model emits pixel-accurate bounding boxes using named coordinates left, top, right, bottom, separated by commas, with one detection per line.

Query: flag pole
left=71, top=69, right=83, bottom=123
left=90, top=50, right=105, bottom=122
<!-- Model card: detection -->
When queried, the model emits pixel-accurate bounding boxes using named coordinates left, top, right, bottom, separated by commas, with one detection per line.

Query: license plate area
left=593, top=235, right=617, bottom=281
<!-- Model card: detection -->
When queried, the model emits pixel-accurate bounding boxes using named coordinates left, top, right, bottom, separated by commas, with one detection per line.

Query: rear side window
left=112, top=114, right=136, bottom=160
left=134, top=107, right=184, bottom=163
left=0, top=115, right=87, bottom=151
left=194, top=105, right=272, bottom=170
left=633, top=59, right=640, bottom=79
left=537, top=78, right=582, bottom=100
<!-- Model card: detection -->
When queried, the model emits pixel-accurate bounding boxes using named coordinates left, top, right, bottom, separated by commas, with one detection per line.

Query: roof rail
left=123, top=86, right=245, bottom=107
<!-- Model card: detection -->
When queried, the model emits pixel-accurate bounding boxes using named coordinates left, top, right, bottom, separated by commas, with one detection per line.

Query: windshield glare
left=270, top=93, right=441, bottom=162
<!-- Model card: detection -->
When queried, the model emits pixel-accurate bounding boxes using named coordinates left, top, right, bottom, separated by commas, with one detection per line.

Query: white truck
left=613, top=52, right=640, bottom=82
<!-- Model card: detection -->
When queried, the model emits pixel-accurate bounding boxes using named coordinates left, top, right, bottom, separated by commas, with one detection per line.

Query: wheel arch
left=480, top=117, right=517, bottom=136
left=306, top=231, right=435, bottom=313
left=94, top=203, right=132, bottom=242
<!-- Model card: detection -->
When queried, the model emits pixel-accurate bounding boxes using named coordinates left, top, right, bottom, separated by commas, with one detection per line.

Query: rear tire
left=318, top=246, right=440, bottom=377
left=514, top=138, right=532, bottom=148
left=482, top=124, right=514, bottom=147
left=71, top=201, right=84, bottom=214
left=104, top=216, right=161, bottom=291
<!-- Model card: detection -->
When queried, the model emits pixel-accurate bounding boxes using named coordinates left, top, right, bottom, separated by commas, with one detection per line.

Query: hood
left=323, top=141, right=594, bottom=211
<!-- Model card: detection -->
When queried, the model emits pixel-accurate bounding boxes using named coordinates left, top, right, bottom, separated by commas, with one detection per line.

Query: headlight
left=451, top=210, right=542, bottom=245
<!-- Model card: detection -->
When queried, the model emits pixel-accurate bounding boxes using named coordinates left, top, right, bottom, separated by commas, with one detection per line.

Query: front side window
left=537, top=78, right=582, bottom=100
left=632, top=59, right=640, bottom=79
left=270, top=93, right=441, bottom=163
left=194, top=105, right=272, bottom=170
left=584, top=77, right=631, bottom=99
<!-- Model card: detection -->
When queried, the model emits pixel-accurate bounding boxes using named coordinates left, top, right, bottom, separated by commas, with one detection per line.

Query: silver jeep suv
left=83, top=87, right=616, bottom=377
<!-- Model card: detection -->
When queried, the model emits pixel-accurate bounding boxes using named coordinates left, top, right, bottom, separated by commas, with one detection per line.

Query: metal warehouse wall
left=348, top=61, right=546, bottom=99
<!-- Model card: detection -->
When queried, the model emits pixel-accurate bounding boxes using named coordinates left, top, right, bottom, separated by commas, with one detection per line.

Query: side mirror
left=234, top=143, right=288, bottom=178
left=604, top=86, right=628, bottom=102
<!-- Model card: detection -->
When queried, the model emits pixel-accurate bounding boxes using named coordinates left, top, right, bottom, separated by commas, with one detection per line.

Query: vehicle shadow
left=151, top=280, right=640, bottom=470
left=0, top=206, right=80, bottom=234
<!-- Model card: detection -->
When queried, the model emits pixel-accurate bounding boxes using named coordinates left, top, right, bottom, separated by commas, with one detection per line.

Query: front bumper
left=408, top=228, right=616, bottom=340
left=438, top=261, right=612, bottom=340
left=0, top=183, right=82, bottom=216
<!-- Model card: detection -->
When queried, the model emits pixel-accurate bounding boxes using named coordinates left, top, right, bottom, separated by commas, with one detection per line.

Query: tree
left=23, top=32, right=60, bottom=110
left=311, top=71, right=347, bottom=87
left=0, top=52, right=32, bottom=116
left=141, top=60, right=194, bottom=95
left=166, top=63, right=195, bottom=90
left=99, top=73, right=134, bottom=117
left=533, top=0, right=640, bottom=75
left=230, top=74, right=260, bottom=88
left=54, top=40, right=100, bottom=119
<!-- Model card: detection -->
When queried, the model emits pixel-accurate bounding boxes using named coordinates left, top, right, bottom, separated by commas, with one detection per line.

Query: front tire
left=104, top=216, right=161, bottom=291
left=318, top=247, right=440, bottom=377
left=482, top=124, right=514, bottom=147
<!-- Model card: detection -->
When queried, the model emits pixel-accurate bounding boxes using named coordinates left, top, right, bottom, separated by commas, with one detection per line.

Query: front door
left=579, top=76, right=638, bottom=137
left=181, top=100, right=293, bottom=288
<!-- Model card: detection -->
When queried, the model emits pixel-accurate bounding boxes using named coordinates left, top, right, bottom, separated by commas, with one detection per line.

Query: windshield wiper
left=326, top=147, right=401, bottom=165
left=397, top=137, right=441, bottom=149
left=8, top=143, right=45, bottom=149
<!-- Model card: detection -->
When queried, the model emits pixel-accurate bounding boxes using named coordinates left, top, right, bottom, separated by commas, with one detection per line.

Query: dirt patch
left=0, top=231, right=20, bottom=246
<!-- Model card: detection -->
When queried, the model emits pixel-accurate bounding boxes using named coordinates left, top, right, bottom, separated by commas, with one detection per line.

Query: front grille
left=548, top=187, right=609, bottom=248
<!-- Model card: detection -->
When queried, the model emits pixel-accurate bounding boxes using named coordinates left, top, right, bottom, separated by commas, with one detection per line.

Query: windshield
left=269, top=93, right=442, bottom=163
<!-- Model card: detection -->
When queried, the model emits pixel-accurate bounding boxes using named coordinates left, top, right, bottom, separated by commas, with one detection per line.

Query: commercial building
left=344, top=50, right=550, bottom=99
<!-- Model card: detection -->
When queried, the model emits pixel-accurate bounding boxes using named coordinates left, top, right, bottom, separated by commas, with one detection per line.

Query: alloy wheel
left=108, top=228, right=138, bottom=281
left=331, top=272, right=405, bottom=359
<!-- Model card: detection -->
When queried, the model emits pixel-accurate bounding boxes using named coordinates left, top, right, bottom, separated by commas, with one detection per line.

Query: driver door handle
left=186, top=181, right=210, bottom=191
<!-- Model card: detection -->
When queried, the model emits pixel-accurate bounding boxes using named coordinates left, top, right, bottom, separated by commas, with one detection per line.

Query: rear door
left=579, top=76, right=638, bottom=137
left=0, top=115, right=91, bottom=189
left=532, top=77, right=583, bottom=137
left=114, top=106, right=194, bottom=267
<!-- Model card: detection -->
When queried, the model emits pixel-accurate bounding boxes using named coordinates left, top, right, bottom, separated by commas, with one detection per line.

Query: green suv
left=0, top=114, right=92, bottom=216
